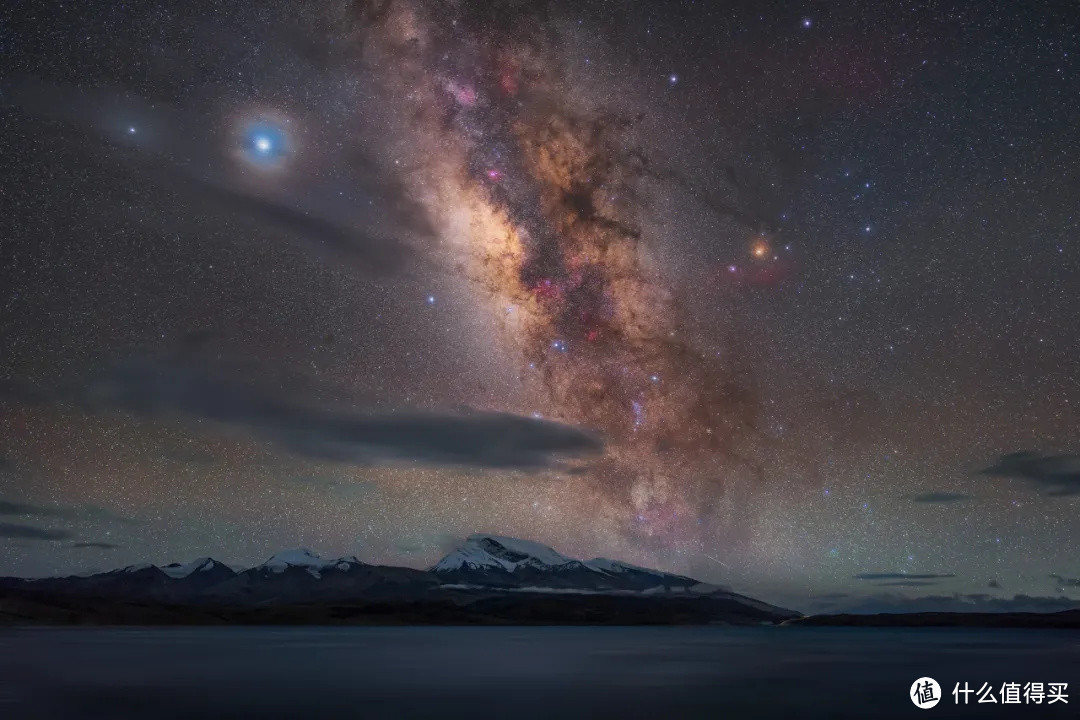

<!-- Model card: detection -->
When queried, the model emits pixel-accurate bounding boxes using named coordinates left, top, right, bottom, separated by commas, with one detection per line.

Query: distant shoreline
left=789, top=610, right=1080, bottom=629
left=3, top=588, right=1079, bottom=628
left=0, top=586, right=791, bottom=627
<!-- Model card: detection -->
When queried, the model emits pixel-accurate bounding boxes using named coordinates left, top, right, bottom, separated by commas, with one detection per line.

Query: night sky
left=1, top=0, right=1078, bottom=613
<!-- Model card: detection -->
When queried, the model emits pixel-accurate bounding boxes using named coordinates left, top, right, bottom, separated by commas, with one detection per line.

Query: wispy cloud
left=875, top=580, right=945, bottom=587
left=3, top=359, right=604, bottom=471
left=0, top=499, right=137, bottom=526
left=825, top=593, right=1080, bottom=615
left=4, top=77, right=431, bottom=278
left=906, top=492, right=971, bottom=504
left=853, top=573, right=956, bottom=580
left=980, top=451, right=1080, bottom=496
left=0, top=522, right=73, bottom=541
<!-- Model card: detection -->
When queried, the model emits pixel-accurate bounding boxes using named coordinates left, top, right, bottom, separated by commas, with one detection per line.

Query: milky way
left=346, top=1, right=768, bottom=551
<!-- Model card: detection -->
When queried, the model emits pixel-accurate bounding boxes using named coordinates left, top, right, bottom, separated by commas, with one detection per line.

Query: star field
left=0, top=0, right=1077, bottom=612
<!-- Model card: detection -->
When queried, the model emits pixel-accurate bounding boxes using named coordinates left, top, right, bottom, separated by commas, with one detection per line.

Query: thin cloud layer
left=853, top=572, right=956, bottom=580
left=826, top=593, right=1080, bottom=615
left=906, top=492, right=971, bottom=504
left=0, top=523, right=73, bottom=541
left=0, top=499, right=137, bottom=526
left=980, top=451, right=1080, bottom=496
left=8, top=359, right=603, bottom=471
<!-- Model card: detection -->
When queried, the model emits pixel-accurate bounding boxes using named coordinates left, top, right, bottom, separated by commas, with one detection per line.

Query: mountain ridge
left=0, top=534, right=800, bottom=625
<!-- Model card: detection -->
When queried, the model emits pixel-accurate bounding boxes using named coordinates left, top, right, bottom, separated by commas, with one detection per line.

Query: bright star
left=668, top=74, right=679, bottom=85
left=240, top=120, right=289, bottom=168
left=802, top=18, right=812, bottom=28
left=128, top=126, right=136, bottom=134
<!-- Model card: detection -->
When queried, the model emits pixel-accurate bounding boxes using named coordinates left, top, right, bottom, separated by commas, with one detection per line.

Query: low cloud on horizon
left=853, top=573, right=957, bottom=580
left=811, top=593, right=1080, bottom=615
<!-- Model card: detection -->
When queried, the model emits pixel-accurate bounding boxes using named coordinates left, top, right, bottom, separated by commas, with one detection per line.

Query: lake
left=1, top=626, right=1076, bottom=718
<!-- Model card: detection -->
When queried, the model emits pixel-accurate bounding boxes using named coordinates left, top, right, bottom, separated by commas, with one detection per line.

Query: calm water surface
left=1, top=626, right=1077, bottom=718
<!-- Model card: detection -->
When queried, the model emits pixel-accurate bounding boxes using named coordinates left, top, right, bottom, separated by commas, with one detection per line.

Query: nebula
left=346, top=0, right=763, bottom=545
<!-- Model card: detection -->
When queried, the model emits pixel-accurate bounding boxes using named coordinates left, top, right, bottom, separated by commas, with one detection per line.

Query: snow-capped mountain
left=0, top=534, right=800, bottom=623
left=161, top=558, right=214, bottom=578
left=0, top=556, right=237, bottom=600
left=203, top=549, right=433, bottom=603
left=257, top=549, right=340, bottom=576
left=432, top=534, right=576, bottom=573
left=159, top=557, right=237, bottom=590
left=430, top=534, right=703, bottom=592
left=257, top=550, right=367, bottom=575
left=160, top=557, right=233, bottom=578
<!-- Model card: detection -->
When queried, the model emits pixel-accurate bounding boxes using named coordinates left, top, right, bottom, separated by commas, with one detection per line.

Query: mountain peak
left=160, top=557, right=226, bottom=579
left=324, top=557, right=367, bottom=569
left=117, top=563, right=156, bottom=574
left=433, top=534, right=575, bottom=573
left=260, top=549, right=325, bottom=572
left=330, top=555, right=365, bottom=569
left=253, top=550, right=368, bottom=577
left=428, top=535, right=713, bottom=594
left=11, top=536, right=799, bottom=621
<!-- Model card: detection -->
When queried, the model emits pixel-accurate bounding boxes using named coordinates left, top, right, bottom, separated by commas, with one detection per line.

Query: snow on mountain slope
left=251, top=549, right=367, bottom=579
left=9, top=536, right=798, bottom=619
left=329, top=555, right=365, bottom=571
left=259, top=549, right=327, bottom=573
left=585, top=558, right=667, bottom=575
left=118, top=563, right=155, bottom=574
left=430, top=535, right=727, bottom=595
left=160, top=557, right=222, bottom=579
left=431, top=534, right=575, bottom=572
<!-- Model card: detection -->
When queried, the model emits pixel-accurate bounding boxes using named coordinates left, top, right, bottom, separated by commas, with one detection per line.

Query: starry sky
left=1, top=0, right=1078, bottom=613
